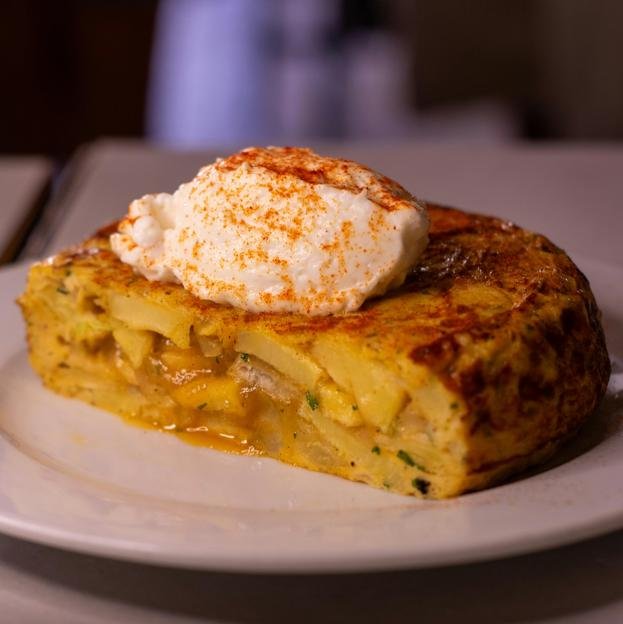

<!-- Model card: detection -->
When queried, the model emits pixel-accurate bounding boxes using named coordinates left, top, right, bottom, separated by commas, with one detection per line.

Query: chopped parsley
left=240, top=352, right=250, bottom=362
left=397, top=450, right=428, bottom=472
left=413, top=478, right=430, bottom=495
left=371, top=446, right=381, bottom=455
left=293, top=432, right=297, bottom=439
left=56, top=286, right=69, bottom=295
left=351, top=404, right=359, bottom=411
left=450, top=401, right=460, bottom=410
left=397, top=449, right=416, bottom=466
left=196, top=402, right=207, bottom=410
left=305, top=391, right=319, bottom=411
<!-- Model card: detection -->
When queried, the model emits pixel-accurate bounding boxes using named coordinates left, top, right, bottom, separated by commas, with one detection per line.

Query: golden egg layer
left=18, top=205, right=610, bottom=498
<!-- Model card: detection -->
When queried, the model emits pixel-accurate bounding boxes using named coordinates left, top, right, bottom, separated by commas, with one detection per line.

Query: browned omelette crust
left=22, top=204, right=610, bottom=494
left=409, top=206, right=610, bottom=474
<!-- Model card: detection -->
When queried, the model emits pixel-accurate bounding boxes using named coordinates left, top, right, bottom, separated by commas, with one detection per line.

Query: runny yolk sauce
left=118, top=413, right=260, bottom=455
left=112, top=335, right=273, bottom=456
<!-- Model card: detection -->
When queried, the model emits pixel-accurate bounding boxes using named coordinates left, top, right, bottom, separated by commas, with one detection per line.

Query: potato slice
left=112, top=326, right=154, bottom=368
left=171, top=375, right=244, bottom=416
left=316, top=381, right=363, bottom=427
left=196, top=334, right=223, bottom=357
left=160, top=346, right=212, bottom=372
left=109, top=292, right=192, bottom=348
left=235, top=330, right=322, bottom=389
left=312, top=337, right=407, bottom=432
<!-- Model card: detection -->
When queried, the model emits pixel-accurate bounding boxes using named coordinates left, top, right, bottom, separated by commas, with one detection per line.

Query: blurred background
left=3, top=0, right=623, bottom=162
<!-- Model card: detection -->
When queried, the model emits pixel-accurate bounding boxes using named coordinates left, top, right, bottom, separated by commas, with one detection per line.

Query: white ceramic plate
left=0, top=258, right=621, bottom=573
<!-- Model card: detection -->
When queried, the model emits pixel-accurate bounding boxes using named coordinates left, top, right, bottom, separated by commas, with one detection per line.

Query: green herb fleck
left=450, top=401, right=459, bottom=410
left=305, top=391, right=319, bottom=411
left=397, top=449, right=428, bottom=472
left=240, top=352, right=250, bottom=362
left=383, top=482, right=391, bottom=490
left=413, top=478, right=430, bottom=495
left=371, top=446, right=381, bottom=455
left=351, top=404, right=359, bottom=411
left=293, top=432, right=297, bottom=439
left=196, top=402, right=207, bottom=410
left=56, top=286, right=69, bottom=295
left=58, top=362, right=70, bottom=369
left=397, top=449, right=416, bottom=466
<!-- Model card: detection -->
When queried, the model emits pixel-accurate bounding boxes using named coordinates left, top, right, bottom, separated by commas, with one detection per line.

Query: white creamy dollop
left=111, top=192, right=177, bottom=282
left=110, top=146, right=429, bottom=315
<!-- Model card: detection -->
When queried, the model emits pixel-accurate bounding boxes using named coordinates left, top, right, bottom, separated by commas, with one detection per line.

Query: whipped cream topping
left=110, top=146, right=429, bottom=315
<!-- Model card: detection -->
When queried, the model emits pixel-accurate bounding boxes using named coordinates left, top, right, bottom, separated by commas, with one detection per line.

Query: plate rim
left=0, top=490, right=621, bottom=573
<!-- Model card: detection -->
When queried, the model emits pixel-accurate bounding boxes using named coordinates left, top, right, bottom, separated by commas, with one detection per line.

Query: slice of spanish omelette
left=18, top=204, right=610, bottom=498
